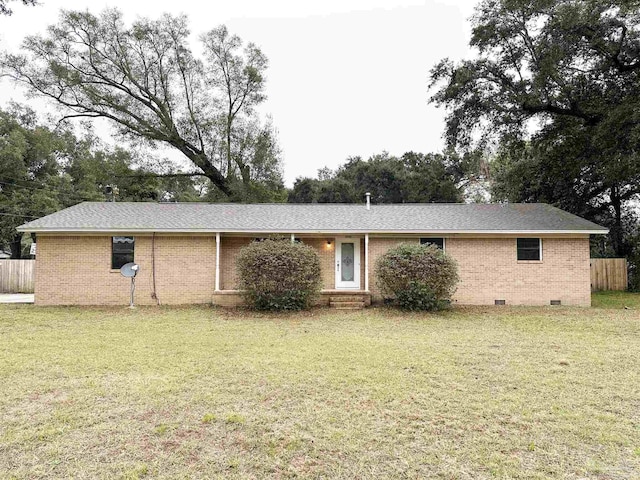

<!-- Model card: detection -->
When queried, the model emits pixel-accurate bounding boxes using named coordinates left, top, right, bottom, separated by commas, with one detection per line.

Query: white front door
left=335, top=237, right=360, bottom=289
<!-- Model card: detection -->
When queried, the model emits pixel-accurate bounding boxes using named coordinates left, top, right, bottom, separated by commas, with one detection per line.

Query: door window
left=341, top=242, right=355, bottom=282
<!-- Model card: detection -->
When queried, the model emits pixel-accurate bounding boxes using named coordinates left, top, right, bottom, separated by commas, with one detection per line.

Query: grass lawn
left=1, top=294, right=639, bottom=479
left=591, top=290, right=640, bottom=309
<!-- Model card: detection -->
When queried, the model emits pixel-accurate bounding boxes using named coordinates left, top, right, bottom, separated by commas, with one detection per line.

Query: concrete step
left=332, top=305, right=365, bottom=310
left=330, top=301, right=365, bottom=309
left=329, top=296, right=366, bottom=303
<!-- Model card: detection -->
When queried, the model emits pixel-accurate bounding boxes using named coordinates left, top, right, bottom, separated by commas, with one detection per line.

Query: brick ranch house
left=17, top=202, right=607, bottom=307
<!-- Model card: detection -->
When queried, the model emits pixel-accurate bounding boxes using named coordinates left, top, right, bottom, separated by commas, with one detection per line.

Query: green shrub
left=236, top=238, right=322, bottom=310
left=395, top=281, right=440, bottom=311
left=375, top=243, right=459, bottom=311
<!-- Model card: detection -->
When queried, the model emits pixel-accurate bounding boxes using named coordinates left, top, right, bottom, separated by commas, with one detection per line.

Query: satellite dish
left=120, top=263, right=139, bottom=308
left=120, top=262, right=139, bottom=278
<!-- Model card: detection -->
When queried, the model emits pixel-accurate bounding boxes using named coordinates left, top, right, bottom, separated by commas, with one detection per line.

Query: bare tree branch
left=1, top=10, right=274, bottom=197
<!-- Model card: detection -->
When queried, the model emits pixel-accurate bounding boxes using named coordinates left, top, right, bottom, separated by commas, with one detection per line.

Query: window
left=517, top=238, right=541, bottom=261
left=420, top=237, right=445, bottom=250
left=112, top=236, right=134, bottom=269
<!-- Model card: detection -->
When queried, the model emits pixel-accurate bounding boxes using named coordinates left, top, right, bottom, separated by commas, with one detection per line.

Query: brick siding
left=35, top=235, right=215, bottom=306
left=219, top=236, right=252, bottom=290
left=34, top=234, right=591, bottom=306
left=367, top=236, right=591, bottom=306
left=445, top=237, right=591, bottom=306
left=298, top=238, right=336, bottom=289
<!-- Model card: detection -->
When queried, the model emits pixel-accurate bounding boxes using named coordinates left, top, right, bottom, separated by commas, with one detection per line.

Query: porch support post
left=215, top=232, right=221, bottom=291
left=364, top=233, right=369, bottom=291
left=291, top=233, right=295, bottom=243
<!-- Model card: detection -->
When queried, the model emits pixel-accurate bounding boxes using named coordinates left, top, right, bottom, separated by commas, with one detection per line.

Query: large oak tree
left=429, top=0, right=640, bottom=257
left=1, top=9, right=273, bottom=197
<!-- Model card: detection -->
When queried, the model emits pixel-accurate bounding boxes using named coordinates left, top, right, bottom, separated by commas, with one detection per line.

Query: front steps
left=329, top=294, right=368, bottom=310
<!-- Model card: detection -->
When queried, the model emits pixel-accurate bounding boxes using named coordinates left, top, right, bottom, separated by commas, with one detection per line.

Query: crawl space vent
left=495, top=300, right=506, bottom=305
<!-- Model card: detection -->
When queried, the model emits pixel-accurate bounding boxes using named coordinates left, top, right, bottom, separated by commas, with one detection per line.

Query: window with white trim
left=517, top=238, right=542, bottom=261
left=420, top=237, right=445, bottom=250
left=112, top=236, right=134, bottom=269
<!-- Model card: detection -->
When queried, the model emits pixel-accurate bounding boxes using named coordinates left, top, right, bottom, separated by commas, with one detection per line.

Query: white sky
left=0, top=0, right=476, bottom=186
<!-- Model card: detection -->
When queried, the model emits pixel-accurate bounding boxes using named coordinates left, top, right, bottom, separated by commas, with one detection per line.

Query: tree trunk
left=10, top=233, right=23, bottom=259
left=169, top=138, right=232, bottom=196
left=609, top=184, right=628, bottom=257
left=199, top=159, right=232, bottom=197
left=226, top=111, right=233, bottom=178
left=240, top=164, right=251, bottom=184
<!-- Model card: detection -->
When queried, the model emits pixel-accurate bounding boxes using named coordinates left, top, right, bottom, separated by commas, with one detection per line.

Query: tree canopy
left=0, top=105, right=197, bottom=258
left=1, top=9, right=282, bottom=199
left=288, top=152, right=463, bottom=204
left=429, top=0, right=640, bottom=257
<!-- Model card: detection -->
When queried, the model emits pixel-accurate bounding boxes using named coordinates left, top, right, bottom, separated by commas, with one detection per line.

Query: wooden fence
left=0, top=260, right=35, bottom=293
left=590, top=258, right=628, bottom=292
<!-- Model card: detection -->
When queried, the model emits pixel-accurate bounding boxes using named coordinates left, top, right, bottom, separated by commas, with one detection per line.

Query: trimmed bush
left=375, top=243, right=459, bottom=311
left=236, top=238, right=322, bottom=310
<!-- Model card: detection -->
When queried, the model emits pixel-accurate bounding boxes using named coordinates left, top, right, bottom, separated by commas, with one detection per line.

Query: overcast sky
left=0, top=0, right=476, bottom=186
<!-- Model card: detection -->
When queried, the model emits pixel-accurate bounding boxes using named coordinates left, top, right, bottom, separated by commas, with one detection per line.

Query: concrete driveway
left=0, top=294, right=34, bottom=304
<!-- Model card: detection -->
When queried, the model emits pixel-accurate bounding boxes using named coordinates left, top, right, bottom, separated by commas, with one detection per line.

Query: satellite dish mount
left=120, top=262, right=140, bottom=308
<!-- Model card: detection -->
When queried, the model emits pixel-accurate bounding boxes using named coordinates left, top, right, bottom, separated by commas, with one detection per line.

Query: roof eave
left=18, top=227, right=610, bottom=235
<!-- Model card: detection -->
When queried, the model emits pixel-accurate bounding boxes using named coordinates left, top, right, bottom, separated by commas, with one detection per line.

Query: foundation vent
left=495, top=300, right=506, bottom=305
left=550, top=300, right=561, bottom=306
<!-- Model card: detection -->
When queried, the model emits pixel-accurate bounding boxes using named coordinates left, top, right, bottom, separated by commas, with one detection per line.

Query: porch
left=212, top=289, right=372, bottom=309
left=212, top=233, right=374, bottom=308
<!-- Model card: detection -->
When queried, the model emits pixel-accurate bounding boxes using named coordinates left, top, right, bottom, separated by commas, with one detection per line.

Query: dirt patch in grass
left=0, top=301, right=639, bottom=478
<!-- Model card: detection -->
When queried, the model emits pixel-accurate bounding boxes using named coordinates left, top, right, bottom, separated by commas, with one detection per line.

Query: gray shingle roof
left=17, top=202, right=608, bottom=234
